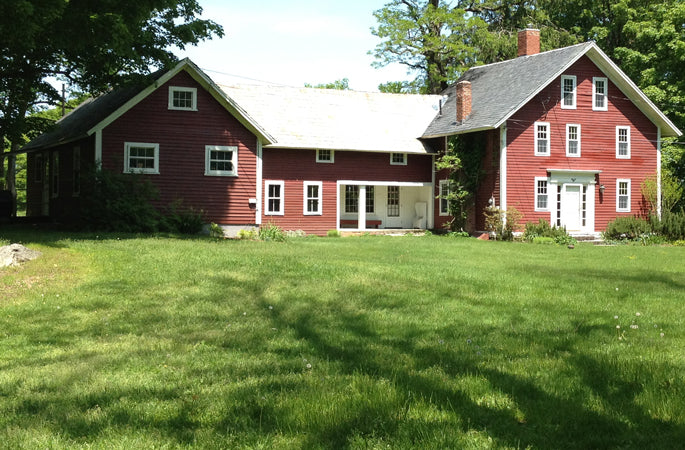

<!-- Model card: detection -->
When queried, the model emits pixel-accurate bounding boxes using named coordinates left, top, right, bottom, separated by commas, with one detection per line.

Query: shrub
left=162, top=200, right=205, bottom=234
left=603, top=216, right=652, bottom=241
left=209, top=223, right=224, bottom=239
left=651, top=209, right=685, bottom=241
left=532, top=236, right=555, bottom=245
left=524, top=219, right=577, bottom=246
left=483, top=206, right=522, bottom=241
left=447, top=231, right=470, bottom=238
left=236, top=229, right=258, bottom=240
left=259, top=223, right=286, bottom=241
left=327, top=229, right=341, bottom=238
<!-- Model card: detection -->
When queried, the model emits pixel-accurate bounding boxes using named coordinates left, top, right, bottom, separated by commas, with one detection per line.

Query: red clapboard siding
left=263, top=148, right=433, bottom=235
left=101, top=70, right=258, bottom=225
left=506, top=55, right=657, bottom=231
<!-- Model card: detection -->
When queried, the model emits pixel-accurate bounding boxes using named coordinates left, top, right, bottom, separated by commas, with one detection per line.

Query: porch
left=336, top=181, right=434, bottom=232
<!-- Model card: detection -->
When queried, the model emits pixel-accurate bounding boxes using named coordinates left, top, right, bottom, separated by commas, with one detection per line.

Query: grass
left=1, top=228, right=684, bottom=449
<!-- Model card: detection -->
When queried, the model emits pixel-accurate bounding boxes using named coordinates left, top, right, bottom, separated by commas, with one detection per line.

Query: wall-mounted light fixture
left=599, top=184, right=606, bottom=194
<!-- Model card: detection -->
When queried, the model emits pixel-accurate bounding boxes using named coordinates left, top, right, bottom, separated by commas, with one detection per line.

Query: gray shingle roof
left=220, top=84, right=443, bottom=154
left=422, top=42, right=594, bottom=138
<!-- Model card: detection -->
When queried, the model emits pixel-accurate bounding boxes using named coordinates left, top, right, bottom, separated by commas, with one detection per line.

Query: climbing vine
left=435, top=132, right=485, bottom=231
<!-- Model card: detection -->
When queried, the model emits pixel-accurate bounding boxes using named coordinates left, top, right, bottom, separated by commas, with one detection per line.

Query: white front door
left=560, top=184, right=582, bottom=232
left=385, top=185, right=402, bottom=228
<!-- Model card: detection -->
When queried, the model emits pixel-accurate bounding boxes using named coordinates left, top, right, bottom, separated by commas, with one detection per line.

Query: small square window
left=168, top=86, right=197, bottom=111
left=316, top=149, right=334, bottom=163
left=205, top=145, right=238, bottom=176
left=561, top=75, right=576, bottom=109
left=390, top=153, right=407, bottom=165
left=124, top=142, right=159, bottom=174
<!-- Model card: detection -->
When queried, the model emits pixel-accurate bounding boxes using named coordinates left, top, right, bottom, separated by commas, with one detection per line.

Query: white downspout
left=657, top=126, right=662, bottom=219
left=95, top=130, right=103, bottom=166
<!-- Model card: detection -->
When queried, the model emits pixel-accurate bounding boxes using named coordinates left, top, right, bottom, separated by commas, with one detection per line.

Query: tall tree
left=0, top=0, right=223, bottom=202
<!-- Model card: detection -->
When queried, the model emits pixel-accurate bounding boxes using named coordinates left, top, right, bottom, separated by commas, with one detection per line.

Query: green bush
left=532, top=236, right=555, bottom=245
left=259, top=223, right=286, bottom=242
left=162, top=200, right=205, bottom=234
left=327, top=229, right=341, bottom=238
left=483, top=206, right=522, bottom=241
left=237, top=229, right=258, bottom=240
left=523, top=219, right=577, bottom=245
left=651, top=209, right=685, bottom=241
left=209, top=223, right=224, bottom=239
left=603, top=216, right=652, bottom=241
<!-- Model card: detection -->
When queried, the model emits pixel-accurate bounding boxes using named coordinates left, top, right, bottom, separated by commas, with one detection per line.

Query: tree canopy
left=0, top=0, right=223, bottom=195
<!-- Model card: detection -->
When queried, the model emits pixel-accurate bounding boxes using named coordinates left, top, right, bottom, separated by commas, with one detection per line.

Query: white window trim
left=561, top=75, right=577, bottom=109
left=265, top=180, right=284, bottom=216
left=303, top=181, right=322, bottom=215
left=390, top=152, right=407, bottom=165
left=168, top=86, right=197, bottom=111
left=124, top=142, right=160, bottom=174
left=205, top=145, right=238, bottom=177
left=534, top=177, right=549, bottom=212
left=439, top=179, right=450, bottom=216
left=566, top=124, right=581, bottom=157
left=616, top=126, right=631, bottom=159
left=593, top=77, right=608, bottom=111
left=316, top=149, right=334, bottom=163
left=616, top=179, right=631, bottom=212
left=534, top=122, right=550, bottom=156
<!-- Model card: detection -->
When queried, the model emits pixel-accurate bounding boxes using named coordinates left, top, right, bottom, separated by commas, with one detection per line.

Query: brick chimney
left=518, top=28, right=540, bottom=57
left=455, top=81, right=472, bottom=122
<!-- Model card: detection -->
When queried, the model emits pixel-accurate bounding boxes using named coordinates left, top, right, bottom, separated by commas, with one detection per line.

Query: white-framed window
left=387, top=186, right=400, bottom=216
left=535, top=177, right=549, bottom=211
left=593, top=77, right=608, bottom=111
left=265, top=181, right=284, bottom=215
left=617, top=179, right=631, bottom=212
left=124, top=142, right=159, bottom=174
left=51, top=152, right=59, bottom=198
left=566, top=124, right=581, bottom=157
left=168, top=86, right=197, bottom=111
left=616, top=126, right=631, bottom=159
left=205, top=145, right=238, bottom=176
left=534, top=122, right=550, bottom=156
left=72, top=146, right=80, bottom=196
left=316, top=149, right=334, bottom=163
left=365, top=186, right=375, bottom=213
left=439, top=179, right=450, bottom=216
left=390, top=153, right=407, bottom=165
left=303, top=181, right=322, bottom=215
left=344, top=185, right=374, bottom=213
left=561, top=75, right=577, bottom=109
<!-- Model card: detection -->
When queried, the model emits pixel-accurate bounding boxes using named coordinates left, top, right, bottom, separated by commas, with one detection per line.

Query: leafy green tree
left=304, top=78, right=350, bottom=90
left=0, top=0, right=223, bottom=206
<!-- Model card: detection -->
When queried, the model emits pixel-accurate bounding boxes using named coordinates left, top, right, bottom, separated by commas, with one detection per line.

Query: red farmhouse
left=19, top=30, right=681, bottom=236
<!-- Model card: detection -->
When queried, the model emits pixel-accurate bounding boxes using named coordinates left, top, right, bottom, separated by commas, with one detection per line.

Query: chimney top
left=456, top=81, right=472, bottom=123
left=518, top=28, right=540, bottom=57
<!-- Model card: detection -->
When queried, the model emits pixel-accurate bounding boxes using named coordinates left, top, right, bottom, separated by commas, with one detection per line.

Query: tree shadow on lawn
left=264, top=296, right=685, bottom=449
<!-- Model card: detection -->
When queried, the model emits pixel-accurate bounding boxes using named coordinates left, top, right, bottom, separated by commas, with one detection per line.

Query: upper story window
left=617, top=179, right=631, bottom=212
left=534, top=122, right=550, bottom=156
left=390, top=153, right=407, bottom=165
left=303, top=181, right=322, bottom=215
left=535, top=177, right=549, bottom=211
left=561, top=75, right=577, bottom=109
left=566, top=124, right=581, bottom=157
left=124, top=142, right=159, bottom=174
left=205, top=145, right=238, bottom=176
left=316, top=149, right=334, bottom=163
left=616, top=126, right=631, bottom=159
left=265, top=180, right=284, bottom=215
left=168, top=86, right=197, bottom=111
left=593, top=77, right=608, bottom=111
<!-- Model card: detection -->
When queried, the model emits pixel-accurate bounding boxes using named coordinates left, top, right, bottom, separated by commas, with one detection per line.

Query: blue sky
left=174, top=0, right=410, bottom=92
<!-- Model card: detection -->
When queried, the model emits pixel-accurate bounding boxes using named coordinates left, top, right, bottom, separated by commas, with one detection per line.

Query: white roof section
left=220, top=84, right=443, bottom=154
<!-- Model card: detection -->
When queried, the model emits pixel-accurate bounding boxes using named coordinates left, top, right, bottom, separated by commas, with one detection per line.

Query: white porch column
left=358, top=185, right=366, bottom=230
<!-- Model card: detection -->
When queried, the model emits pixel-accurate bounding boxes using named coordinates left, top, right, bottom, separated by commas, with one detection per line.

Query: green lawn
left=1, top=229, right=684, bottom=449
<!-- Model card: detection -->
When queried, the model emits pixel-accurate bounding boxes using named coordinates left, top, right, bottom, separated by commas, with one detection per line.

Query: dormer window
left=168, top=86, right=197, bottom=111
left=561, top=75, right=576, bottom=109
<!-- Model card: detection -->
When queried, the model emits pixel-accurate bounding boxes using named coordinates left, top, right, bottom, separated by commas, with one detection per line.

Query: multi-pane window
left=73, top=147, right=80, bottom=196
left=566, top=124, right=581, bottom=157
left=561, top=75, right=576, bottom=109
left=125, top=142, right=159, bottom=174
left=265, top=181, right=284, bottom=215
left=535, top=178, right=549, bottom=211
left=387, top=186, right=400, bottom=217
left=316, top=149, right=334, bottom=163
left=390, top=153, right=407, bottom=165
left=617, top=179, right=631, bottom=212
left=168, top=86, right=197, bottom=110
left=535, top=122, right=550, bottom=156
left=344, top=185, right=374, bottom=213
left=616, top=126, right=630, bottom=159
left=303, top=181, right=322, bottom=215
left=593, top=77, right=608, bottom=111
left=205, top=145, right=238, bottom=176
left=439, top=180, right=450, bottom=216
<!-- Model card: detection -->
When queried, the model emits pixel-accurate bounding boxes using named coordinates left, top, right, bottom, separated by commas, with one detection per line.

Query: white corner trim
left=500, top=124, right=507, bottom=211
left=95, top=129, right=102, bottom=165
left=256, top=140, right=263, bottom=225
left=657, top=126, right=662, bottom=219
